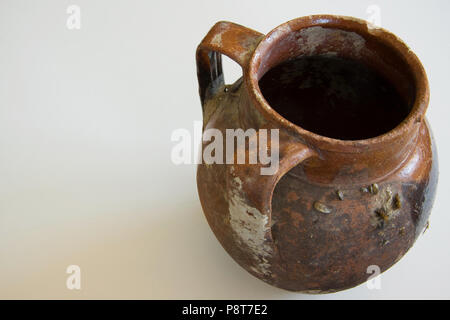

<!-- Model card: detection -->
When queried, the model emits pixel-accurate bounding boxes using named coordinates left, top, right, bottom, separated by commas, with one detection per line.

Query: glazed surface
left=197, top=81, right=437, bottom=292
left=196, top=16, right=435, bottom=293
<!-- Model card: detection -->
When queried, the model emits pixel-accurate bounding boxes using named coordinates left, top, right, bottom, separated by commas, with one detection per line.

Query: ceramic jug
left=196, top=15, right=437, bottom=293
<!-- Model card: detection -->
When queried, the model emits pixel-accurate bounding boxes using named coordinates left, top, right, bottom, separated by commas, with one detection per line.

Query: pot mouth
left=247, top=15, right=429, bottom=153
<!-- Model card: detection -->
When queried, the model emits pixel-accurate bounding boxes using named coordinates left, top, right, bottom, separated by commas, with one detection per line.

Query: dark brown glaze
left=268, top=120, right=437, bottom=291
left=196, top=15, right=437, bottom=293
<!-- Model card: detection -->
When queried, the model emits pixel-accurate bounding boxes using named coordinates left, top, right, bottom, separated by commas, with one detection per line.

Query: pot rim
left=246, top=15, right=429, bottom=153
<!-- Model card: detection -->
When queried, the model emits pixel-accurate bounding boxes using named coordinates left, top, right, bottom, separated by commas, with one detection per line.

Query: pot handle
left=228, top=131, right=317, bottom=242
left=196, top=21, right=264, bottom=108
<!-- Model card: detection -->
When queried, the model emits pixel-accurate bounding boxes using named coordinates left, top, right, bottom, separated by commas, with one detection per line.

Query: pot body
left=196, top=16, right=438, bottom=292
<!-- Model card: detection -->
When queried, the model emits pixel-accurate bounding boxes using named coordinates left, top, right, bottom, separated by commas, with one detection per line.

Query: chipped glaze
left=228, top=169, right=273, bottom=276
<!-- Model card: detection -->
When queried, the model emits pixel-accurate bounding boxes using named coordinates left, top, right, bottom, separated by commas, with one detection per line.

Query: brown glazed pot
left=196, top=15, right=438, bottom=293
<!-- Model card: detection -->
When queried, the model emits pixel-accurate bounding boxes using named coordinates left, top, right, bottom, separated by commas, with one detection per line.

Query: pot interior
left=257, top=26, right=416, bottom=140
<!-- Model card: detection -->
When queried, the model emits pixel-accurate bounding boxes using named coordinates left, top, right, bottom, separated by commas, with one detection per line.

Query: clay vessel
left=196, top=15, right=437, bottom=293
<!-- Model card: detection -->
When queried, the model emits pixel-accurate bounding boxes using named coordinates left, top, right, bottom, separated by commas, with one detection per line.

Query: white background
left=0, top=0, right=449, bottom=299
